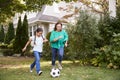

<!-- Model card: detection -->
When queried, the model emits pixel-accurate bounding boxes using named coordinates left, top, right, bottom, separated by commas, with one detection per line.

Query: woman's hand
left=58, top=36, right=62, bottom=39
left=43, top=39, right=48, bottom=42
left=53, top=36, right=63, bottom=42
left=65, top=43, right=68, bottom=47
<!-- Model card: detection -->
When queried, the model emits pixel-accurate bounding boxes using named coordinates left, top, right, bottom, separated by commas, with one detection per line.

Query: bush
left=0, top=25, right=5, bottom=42
left=4, top=22, right=15, bottom=44
left=2, top=49, right=14, bottom=56
left=42, top=32, right=51, bottom=60
left=7, top=39, right=14, bottom=49
left=0, top=43, right=8, bottom=49
left=91, top=33, right=120, bottom=69
left=65, top=10, right=100, bottom=63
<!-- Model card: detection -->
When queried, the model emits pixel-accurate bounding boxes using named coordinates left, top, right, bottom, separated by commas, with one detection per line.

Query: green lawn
left=0, top=57, right=120, bottom=80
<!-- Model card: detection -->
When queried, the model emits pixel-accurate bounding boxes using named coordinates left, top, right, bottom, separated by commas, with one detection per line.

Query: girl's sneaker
left=38, top=71, right=43, bottom=76
left=30, top=68, right=33, bottom=72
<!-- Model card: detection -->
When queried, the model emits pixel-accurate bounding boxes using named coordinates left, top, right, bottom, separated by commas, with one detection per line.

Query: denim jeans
left=51, top=47, right=64, bottom=66
left=30, top=51, right=42, bottom=73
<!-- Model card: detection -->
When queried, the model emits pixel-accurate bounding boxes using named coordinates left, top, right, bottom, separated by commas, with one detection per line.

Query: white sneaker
left=30, top=68, right=33, bottom=72
left=30, top=70, right=33, bottom=72
left=38, top=71, right=43, bottom=76
left=58, top=64, right=62, bottom=70
left=52, top=65, right=56, bottom=69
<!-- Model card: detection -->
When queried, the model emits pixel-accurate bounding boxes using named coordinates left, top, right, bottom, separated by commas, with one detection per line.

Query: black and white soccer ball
left=50, top=68, right=60, bottom=77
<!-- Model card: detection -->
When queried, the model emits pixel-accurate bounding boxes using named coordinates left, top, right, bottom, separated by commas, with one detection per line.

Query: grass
left=0, top=57, right=120, bottom=80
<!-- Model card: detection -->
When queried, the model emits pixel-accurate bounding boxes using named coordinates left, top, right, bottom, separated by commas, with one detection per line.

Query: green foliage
left=97, top=15, right=120, bottom=47
left=0, top=43, right=8, bottom=49
left=97, top=16, right=112, bottom=46
left=43, top=32, right=51, bottom=60
left=91, top=5, right=120, bottom=68
left=2, top=49, right=14, bottom=56
left=91, top=44, right=120, bottom=69
left=0, top=25, right=5, bottom=42
left=4, top=22, right=15, bottom=44
left=66, top=11, right=100, bottom=63
left=0, top=0, right=26, bottom=23
left=7, top=39, right=15, bottom=49
left=13, top=17, right=22, bottom=54
left=13, top=15, right=29, bottom=56
left=0, top=0, right=77, bottom=23
left=24, top=0, right=77, bottom=11
left=91, top=16, right=120, bottom=69
left=21, top=14, right=29, bottom=56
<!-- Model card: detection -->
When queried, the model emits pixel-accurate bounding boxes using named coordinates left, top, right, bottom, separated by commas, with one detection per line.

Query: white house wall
left=109, top=0, right=116, bottom=17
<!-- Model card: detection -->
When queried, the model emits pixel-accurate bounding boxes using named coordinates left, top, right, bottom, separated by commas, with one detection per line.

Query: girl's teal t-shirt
left=50, top=30, right=68, bottom=49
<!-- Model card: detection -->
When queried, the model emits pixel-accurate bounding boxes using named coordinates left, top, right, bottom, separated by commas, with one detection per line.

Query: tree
left=0, top=25, right=5, bottom=42
left=0, top=0, right=25, bottom=23
left=13, top=15, right=29, bottom=56
left=13, top=17, right=22, bottom=54
left=4, top=22, right=15, bottom=44
left=20, top=14, right=29, bottom=56
left=0, top=0, right=77, bottom=23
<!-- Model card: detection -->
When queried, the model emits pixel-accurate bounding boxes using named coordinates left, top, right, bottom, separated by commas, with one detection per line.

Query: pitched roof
left=28, top=14, right=59, bottom=24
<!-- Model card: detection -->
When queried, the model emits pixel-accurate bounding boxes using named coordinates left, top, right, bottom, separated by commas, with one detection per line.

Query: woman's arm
left=50, top=31, right=62, bottom=42
left=64, top=30, right=68, bottom=47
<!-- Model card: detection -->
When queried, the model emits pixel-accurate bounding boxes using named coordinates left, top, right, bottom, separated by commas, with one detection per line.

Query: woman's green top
left=50, top=30, right=68, bottom=49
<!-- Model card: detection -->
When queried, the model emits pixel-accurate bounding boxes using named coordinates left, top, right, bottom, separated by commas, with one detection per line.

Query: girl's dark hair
left=34, top=28, right=43, bottom=45
left=36, top=28, right=43, bottom=33
left=54, top=22, right=62, bottom=31
left=34, top=28, right=43, bottom=35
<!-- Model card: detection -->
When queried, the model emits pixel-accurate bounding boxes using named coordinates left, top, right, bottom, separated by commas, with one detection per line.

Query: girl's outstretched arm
left=22, top=39, right=32, bottom=52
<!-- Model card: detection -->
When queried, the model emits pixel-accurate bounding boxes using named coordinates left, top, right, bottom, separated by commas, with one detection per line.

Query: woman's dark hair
left=54, top=22, right=62, bottom=31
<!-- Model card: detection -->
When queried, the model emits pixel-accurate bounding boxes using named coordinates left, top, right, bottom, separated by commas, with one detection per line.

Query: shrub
left=2, top=49, right=14, bottom=56
left=91, top=33, right=120, bottom=69
left=13, top=15, right=29, bottom=56
left=42, top=32, right=51, bottom=60
left=0, top=25, right=5, bottom=42
left=65, top=10, right=100, bottom=63
left=7, top=39, right=14, bottom=49
left=4, top=22, right=15, bottom=44
left=0, top=43, right=8, bottom=49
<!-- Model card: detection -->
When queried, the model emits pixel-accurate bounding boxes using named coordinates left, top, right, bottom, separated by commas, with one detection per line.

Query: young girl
left=22, top=28, right=48, bottom=76
left=50, top=22, right=68, bottom=70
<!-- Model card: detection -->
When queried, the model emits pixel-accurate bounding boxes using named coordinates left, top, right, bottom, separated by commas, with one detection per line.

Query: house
left=13, top=1, right=84, bottom=37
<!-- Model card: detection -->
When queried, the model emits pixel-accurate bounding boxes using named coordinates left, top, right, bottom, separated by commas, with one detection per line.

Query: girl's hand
left=43, top=39, right=48, bottom=42
left=22, top=47, right=26, bottom=52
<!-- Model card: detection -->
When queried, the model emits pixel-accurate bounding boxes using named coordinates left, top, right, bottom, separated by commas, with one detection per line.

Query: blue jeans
left=51, top=47, right=64, bottom=66
left=30, top=51, right=42, bottom=73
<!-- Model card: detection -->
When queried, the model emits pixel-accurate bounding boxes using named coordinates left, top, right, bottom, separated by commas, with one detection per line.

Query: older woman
left=50, top=22, right=68, bottom=70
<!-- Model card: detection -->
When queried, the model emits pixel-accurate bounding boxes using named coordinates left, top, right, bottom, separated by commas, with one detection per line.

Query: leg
left=58, top=47, right=64, bottom=70
left=30, top=60, right=35, bottom=70
left=58, top=47, right=64, bottom=63
left=51, top=48, right=57, bottom=67
left=30, top=60, right=35, bottom=72
left=33, top=51, right=41, bottom=74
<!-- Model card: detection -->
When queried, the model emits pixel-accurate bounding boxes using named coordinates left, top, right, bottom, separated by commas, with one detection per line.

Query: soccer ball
left=50, top=68, right=60, bottom=78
